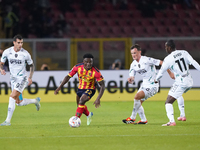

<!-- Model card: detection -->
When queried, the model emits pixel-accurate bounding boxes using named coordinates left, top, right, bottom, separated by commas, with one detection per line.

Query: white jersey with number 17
left=156, top=50, right=200, bottom=85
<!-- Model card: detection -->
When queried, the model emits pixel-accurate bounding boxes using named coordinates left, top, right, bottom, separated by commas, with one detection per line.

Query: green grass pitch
left=0, top=100, right=200, bottom=150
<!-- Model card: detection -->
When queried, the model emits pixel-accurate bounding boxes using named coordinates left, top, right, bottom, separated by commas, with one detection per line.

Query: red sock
left=75, top=105, right=85, bottom=118
left=75, top=105, right=90, bottom=118
left=83, top=105, right=89, bottom=116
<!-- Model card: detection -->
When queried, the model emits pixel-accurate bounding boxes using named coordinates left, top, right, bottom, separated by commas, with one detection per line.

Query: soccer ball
left=69, top=116, right=81, bottom=128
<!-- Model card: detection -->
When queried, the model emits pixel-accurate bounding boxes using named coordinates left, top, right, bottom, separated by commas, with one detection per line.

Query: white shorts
left=11, top=76, right=28, bottom=93
left=138, top=83, right=159, bottom=101
left=169, top=77, right=193, bottom=99
left=168, top=83, right=192, bottom=99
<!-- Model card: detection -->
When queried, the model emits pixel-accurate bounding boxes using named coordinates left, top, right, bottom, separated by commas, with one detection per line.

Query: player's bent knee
left=134, top=95, right=143, bottom=100
left=78, top=100, right=86, bottom=105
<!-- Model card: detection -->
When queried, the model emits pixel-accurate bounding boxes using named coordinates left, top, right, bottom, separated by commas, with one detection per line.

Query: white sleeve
left=190, top=59, right=200, bottom=71
left=129, top=63, right=136, bottom=77
left=148, top=57, right=160, bottom=66
left=156, top=58, right=170, bottom=81
left=186, top=52, right=200, bottom=71
left=26, top=52, right=33, bottom=65
left=1, top=50, right=8, bottom=63
left=129, top=68, right=136, bottom=77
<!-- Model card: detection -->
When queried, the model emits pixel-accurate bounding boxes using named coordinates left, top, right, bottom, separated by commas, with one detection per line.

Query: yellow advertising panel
left=0, top=88, right=199, bottom=103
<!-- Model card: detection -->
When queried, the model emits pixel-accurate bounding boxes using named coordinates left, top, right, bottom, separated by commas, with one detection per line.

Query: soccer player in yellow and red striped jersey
left=54, top=53, right=105, bottom=125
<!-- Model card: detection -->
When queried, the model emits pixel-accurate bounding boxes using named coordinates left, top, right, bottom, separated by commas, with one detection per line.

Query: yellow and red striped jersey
left=68, top=63, right=104, bottom=89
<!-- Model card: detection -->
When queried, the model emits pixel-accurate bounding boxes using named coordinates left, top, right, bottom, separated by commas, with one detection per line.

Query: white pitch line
left=0, top=134, right=200, bottom=139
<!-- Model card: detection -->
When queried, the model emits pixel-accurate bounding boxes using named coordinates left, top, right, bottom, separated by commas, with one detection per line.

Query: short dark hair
left=130, top=44, right=141, bottom=51
left=13, top=34, right=23, bottom=41
left=83, top=53, right=94, bottom=59
left=166, top=39, right=176, bottom=49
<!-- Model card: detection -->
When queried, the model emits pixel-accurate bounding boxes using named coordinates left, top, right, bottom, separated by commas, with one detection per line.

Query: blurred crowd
left=0, top=0, right=69, bottom=38
left=0, top=0, right=194, bottom=38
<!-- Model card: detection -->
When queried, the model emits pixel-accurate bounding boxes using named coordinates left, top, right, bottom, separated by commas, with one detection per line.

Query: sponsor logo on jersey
left=10, top=59, right=22, bottom=64
left=138, top=69, right=147, bottom=74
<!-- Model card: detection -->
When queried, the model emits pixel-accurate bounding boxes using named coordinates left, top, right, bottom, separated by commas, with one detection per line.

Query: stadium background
left=0, top=0, right=200, bottom=101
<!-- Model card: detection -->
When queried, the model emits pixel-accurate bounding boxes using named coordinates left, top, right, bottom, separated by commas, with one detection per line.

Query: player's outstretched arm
left=28, top=63, right=34, bottom=86
left=160, top=60, right=175, bottom=79
left=93, top=80, right=105, bottom=108
left=159, top=60, right=163, bottom=65
left=0, top=62, right=6, bottom=75
left=186, top=51, right=200, bottom=71
left=54, top=75, right=71, bottom=95
left=191, top=59, right=200, bottom=71
left=167, top=69, right=175, bottom=79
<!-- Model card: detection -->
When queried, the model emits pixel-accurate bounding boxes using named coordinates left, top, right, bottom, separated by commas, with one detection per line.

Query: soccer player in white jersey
left=122, top=44, right=168, bottom=124
left=155, top=39, right=200, bottom=126
left=0, top=34, right=41, bottom=126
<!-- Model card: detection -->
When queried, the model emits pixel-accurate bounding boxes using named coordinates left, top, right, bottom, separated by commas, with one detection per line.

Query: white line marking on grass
left=0, top=134, right=200, bottom=139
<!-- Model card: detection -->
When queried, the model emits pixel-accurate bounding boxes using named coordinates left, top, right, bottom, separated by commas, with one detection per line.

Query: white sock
left=138, top=105, right=147, bottom=122
left=165, top=103, right=175, bottom=123
left=177, top=96, right=185, bottom=117
left=130, top=99, right=141, bottom=119
left=17, top=98, right=37, bottom=106
left=5, top=97, right=16, bottom=123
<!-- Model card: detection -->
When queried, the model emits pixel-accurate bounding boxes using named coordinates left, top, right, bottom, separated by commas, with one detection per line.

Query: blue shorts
left=77, top=89, right=96, bottom=99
